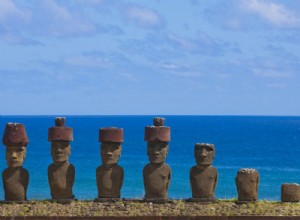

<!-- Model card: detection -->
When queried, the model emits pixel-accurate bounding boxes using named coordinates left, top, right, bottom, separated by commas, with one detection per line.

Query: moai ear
left=256, top=175, right=259, bottom=192
left=69, top=146, right=71, bottom=156
left=235, top=176, right=240, bottom=193
left=119, top=145, right=122, bottom=157
left=23, top=147, right=27, bottom=159
left=166, top=144, right=169, bottom=155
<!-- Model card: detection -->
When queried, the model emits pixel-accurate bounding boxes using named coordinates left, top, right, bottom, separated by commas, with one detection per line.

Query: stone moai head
left=235, top=168, right=259, bottom=202
left=2, top=123, right=29, bottom=168
left=145, top=117, right=170, bottom=164
left=281, top=183, right=300, bottom=202
left=99, top=127, right=123, bottom=165
left=48, top=117, right=73, bottom=164
left=194, top=143, right=215, bottom=167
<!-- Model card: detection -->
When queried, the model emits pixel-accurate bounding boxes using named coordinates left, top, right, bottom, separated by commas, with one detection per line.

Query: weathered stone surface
left=144, top=118, right=170, bottom=142
left=190, top=143, right=218, bottom=201
left=99, top=127, right=124, bottom=143
left=143, top=118, right=171, bottom=202
left=97, top=127, right=124, bottom=198
left=2, top=123, right=29, bottom=146
left=48, top=117, right=75, bottom=200
left=48, top=117, right=73, bottom=142
left=281, top=183, right=300, bottom=202
left=235, top=168, right=259, bottom=202
left=2, top=123, right=29, bottom=201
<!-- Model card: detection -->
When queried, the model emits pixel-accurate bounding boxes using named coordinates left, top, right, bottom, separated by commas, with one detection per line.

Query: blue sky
left=0, top=0, right=299, bottom=115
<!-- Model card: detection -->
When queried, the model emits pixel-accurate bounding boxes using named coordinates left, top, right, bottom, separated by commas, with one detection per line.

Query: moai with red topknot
left=2, top=123, right=29, bottom=202
left=96, top=127, right=124, bottom=200
left=48, top=117, right=75, bottom=200
left=190, top=143, right=218, bottom=202
left=143, top=117, right=171, bottom=202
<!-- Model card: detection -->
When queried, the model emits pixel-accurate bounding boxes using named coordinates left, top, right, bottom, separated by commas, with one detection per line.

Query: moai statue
left=48, top=117, right=75, bottom=200
left=96, top=127, right=124, bottom=199
left=235, top=168, right=259, bottom=202
left=143, top=117, right=171, bottom=202
left=2, top=123, right=29, bottom=202
left=190, top=143, right=218, bottom=202
left=281, top=183, right=300, bottom=202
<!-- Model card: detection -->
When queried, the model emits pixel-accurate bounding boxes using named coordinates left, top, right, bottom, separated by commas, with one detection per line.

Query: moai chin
left=281, top=183, right=300, bottom=202
left=190, top=143, right=218, bottom=201
left=96, top=127, right=124, bottom=199
left=2, top=123, right=29, bottom=202
left=48, top=117, right=75, bottom=200
left=143, top=117, right=171, bottom=202
left=235, top=168, right=259, bottom=202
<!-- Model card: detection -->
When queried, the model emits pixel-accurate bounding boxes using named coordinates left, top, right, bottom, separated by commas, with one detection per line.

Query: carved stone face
left=147, top=141, right=168, bottom=164
left=51, top=141, right=70, bottom=163
left=6, top=146, right=26, bottom=168
left=101, top=142, right=121, bottom=165
left=195, top=144, right=215, bottom=166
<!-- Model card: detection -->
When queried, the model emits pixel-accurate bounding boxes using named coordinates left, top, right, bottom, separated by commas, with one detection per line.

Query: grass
left=0, top=199, right=299, bottom=216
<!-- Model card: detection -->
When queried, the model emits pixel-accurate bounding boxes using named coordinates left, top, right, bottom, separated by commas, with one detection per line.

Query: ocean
left=0, top=115, right=299, bottom=201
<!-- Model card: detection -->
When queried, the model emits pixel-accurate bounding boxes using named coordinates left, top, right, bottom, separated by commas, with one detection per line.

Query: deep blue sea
left=0, top=116, right=299, bottom=201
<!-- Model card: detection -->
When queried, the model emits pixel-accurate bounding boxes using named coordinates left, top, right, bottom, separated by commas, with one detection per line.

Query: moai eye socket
left=206, top=147, right=214, bottom=152
left=16, top=148, right=24, bottom=153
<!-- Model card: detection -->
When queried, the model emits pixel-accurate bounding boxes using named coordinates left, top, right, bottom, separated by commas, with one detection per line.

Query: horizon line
left=1, top=114, right=299, bottom=117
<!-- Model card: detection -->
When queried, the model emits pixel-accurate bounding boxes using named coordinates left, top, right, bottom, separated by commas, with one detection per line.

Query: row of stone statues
left=1, top=117, right=299, bottom=203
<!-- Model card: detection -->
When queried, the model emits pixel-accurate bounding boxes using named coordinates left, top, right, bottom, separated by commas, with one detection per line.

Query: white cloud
left=266, top=83, right=286, bottom=88
left=168, top=34, right=197, bottom=51
left=253, top=68, right=291, bottom=78
left=64, top=55, right=112, bottom=68
left=32, top=0, right=96, bottom=36
left=240, top=0, right=300, bottom=27
left=124, top=5, right=163, bottom=28
left=75, top=0, right=105, bottom=5
left=0, top=0, right=30, bottom=24
left=0, top=0, right=97, bottom=43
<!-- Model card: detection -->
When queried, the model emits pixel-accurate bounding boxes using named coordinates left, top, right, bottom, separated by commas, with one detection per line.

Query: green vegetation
left=0, top=200, right=299, bottom=216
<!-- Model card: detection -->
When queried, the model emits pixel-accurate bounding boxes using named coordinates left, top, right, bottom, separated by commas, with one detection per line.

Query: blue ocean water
left=0, top=115, right=299, bottom=201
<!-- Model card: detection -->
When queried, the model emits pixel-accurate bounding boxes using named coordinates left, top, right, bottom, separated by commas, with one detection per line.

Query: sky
left=0, top=0, right=300, bottom=115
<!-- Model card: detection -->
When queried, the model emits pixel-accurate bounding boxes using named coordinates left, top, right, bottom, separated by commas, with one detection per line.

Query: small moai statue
left=96, top=127, right=124, bottom=199
left=235, top=168, right=259, bottom=202
left=143, top=117, right=171, bottom=202
left=48, top=117, right=75, bottom=200
left=2, top=123, right=29, bottom=202
left=190, top=143, right=218, bottom=202
left=281, top=183, right=300, bottom=202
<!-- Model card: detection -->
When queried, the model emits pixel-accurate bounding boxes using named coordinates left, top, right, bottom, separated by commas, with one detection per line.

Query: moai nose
left=11, top=151, right=17, bottom=158
left=153, top=145, right=161, bottom=155
left=200, top=148, right=208, bottom=157
left=106, top=152, right=113, bottom=156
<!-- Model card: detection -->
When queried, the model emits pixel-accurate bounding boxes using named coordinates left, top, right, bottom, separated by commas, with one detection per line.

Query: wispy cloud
left=0, top=0, right=100, bottom=44
left=122, top=4, right=164, bottom=29
left=203, top=0, right=300, bottom=30
left=266, top=83, right=286, bottom=88
left=30, top=0, right=96, bottom=37
left=253, top=69, right=291, bottom=78
left=240, top=0, right=300, bottom=28
left=64, top=55, right=113, bottom=68
left=0, top=0, right=30, bottom=22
